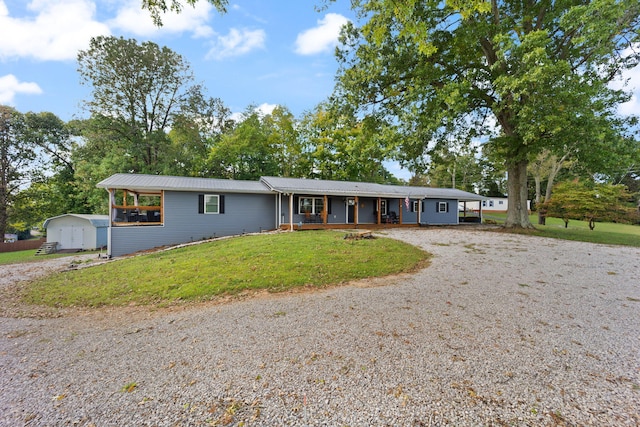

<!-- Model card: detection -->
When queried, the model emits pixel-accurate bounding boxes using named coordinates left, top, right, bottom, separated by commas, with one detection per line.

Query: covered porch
left=277, top=194, right=428, bottom=231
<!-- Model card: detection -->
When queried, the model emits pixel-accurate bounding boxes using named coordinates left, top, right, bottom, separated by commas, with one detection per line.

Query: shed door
left=59, top=226, right=84, bottom=249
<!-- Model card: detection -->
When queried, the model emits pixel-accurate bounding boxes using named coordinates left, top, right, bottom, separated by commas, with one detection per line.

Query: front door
left=347, top=198, right=355, bottom=223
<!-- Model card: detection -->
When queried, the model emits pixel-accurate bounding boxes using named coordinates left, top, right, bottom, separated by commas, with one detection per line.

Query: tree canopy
left=543, top=180, right=639, bottom=228
left=333, top=0, right=640, bottom=228
left=141, top=0, right=228, bottom=25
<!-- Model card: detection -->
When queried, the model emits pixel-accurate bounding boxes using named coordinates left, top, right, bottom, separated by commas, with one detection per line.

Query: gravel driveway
left=0, top=229, right=638, bottom=426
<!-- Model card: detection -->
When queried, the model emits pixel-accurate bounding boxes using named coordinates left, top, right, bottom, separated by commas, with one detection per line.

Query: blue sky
left=0, top=0, right=357, bottom=121
left=1, top=1, right=639, bottom=182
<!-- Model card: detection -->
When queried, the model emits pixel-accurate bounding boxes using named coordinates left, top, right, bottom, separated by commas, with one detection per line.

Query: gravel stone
left=0, top=228, right=638, bottom=426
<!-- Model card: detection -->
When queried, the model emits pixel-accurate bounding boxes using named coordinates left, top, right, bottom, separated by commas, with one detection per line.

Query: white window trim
left=438, top=201, right=448, bottom=213
left=299, top=197, right=324, bottom=215
left=204, top=194, right=220, bottom=214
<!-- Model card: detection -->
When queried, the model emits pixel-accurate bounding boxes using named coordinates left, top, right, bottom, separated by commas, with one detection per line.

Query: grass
left=22, top=231, right=430, bottom=308
left=483, top=213, right=640, bottom=247
left=0, top=249, right=94, bottom=265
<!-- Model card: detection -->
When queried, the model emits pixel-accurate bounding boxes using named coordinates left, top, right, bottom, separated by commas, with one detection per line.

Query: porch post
left=323, top=195, right=328, bottom=224
left=417, top=200, right=421, bottom=225
left=398, top=199, right=403, bottom=224
left=289, top=193, right=294, bottom=231
left=377, top=197, right=381, bottom=224
left=354, top=196, right=359, bottom=227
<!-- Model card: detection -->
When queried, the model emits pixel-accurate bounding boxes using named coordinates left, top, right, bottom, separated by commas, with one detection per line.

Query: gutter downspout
left=276, top=193, right=281, bottom=229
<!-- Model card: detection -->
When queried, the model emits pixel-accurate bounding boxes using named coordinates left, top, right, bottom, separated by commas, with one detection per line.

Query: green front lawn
left=0, top=249, right=86, bottom=265
left=483, top=213, right=640, bottom=247
left=22, top=231, right=430, bottom=308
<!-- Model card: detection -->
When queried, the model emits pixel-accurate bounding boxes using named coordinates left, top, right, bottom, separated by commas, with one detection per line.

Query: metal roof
left=96, top=173, right=273, bottom=194
left=43, top=214, right=110, bottom=229
left=96, top=173, right=485, bottom=201
left=261, top=177, right=485, bottom=201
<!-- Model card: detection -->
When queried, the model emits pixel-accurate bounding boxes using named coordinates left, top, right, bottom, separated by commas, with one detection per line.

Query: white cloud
left=609, top=44, right=640, bottom=117
left=294, top=13, right=349, bottom=56
left=0, top=0, right=110, bottom=61
left=617, top=67, right=640, bottom=116
left=255, top=103, right=277, bottom=116
left=109, top=0, right=214, bottom=38
left=0, top=74, right=42, bottom=104
left=205, top=28, right=265, bottom=60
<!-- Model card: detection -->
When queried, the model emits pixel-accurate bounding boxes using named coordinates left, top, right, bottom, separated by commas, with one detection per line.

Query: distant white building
left=460, top=197, right=531, bottom=213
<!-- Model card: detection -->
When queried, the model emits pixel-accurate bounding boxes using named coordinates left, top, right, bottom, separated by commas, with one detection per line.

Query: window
left=299, top=197, right=324, bottom=214
left=380, top=200, right=387, bottom=215
left=498, top=200, right=504, bottom=205
left=412, top=201, right=419, bottom=212
left=489, top=200, right=494, bottom=207
left=438, top=202, right=449, bottom=213
left=199, top=194, right=225, bottom=214
left=482, top=201, right=487, bottom=207
left=205, top=195, right=219, bottom=214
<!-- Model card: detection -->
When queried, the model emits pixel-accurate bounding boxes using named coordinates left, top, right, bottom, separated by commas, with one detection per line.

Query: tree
left=543, top=180, right=638, bottom=229
left=299, top=103, right=397, bottom=183
left=141, top=0, right=227, bottom=26
left=426, top=144, right=483, bottom=192
left=263, top=106, right=308, bottom=178
left=0, top=106, right=32, bottom=239
left=529, top=149, right=573, bottom=224
left=77, top=36, right=199, bottom=175
left=168, top=89, right=234, bottom=176
left=206, top=107, right=281, bottom=180
left=333, top=0, right=640, bottom=228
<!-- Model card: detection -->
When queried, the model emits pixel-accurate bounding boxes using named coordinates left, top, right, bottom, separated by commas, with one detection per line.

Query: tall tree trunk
left=505, top=159, right=533, bottom=228
left=534, top=175, right=546, bottom=225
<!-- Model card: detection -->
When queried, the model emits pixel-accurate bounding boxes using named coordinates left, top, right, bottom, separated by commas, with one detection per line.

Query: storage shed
left=43, top=214, right=109, bottom=251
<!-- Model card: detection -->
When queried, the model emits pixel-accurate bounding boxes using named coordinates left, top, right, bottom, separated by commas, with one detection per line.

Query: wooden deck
left=279, top=223, right=423, bottom=231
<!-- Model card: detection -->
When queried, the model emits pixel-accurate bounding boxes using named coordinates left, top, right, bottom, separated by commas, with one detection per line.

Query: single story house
left=43, top=214, right=109, bottom=251
left=96, top=174, right=486, bottom=257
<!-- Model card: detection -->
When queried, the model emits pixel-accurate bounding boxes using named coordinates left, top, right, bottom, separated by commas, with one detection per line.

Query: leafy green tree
left=141, top=0, right=227, bottom=26
left=206, top=107, right=281, bottom=180
left=333, top=0, right=640, bottom=228
left=425, top=144, right=483, bottom=192
left=543, top=180, right=638, bottom=229
left=168, top=89, right=234, bottom=176
left=77, top=36, right=199, bottom=175
left=0, top=106, right=31, bottom=239
left=13, top=112, right=81, bottom=225
left=263, top=106, right=309, bottom=178
left=299, top=104, right=397, bottom=183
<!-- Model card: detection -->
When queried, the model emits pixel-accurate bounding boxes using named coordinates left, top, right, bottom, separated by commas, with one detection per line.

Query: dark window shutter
left=294, top=196, right=299, bottom=213
left=198, top=194, right=204, bottom=214
left=410, top=200, right=414, bottom=212
left=421, top=200, right=425, bottom=212
left=220, top=195, right=225, bottom=214
left=327, top=198, right=332, bottom=214
left=436, top=202, right=439, bottom=212
left=446, top=202, right=449, bottom=212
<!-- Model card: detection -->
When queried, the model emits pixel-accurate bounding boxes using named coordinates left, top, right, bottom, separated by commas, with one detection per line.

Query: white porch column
left=289, top=193, right=294, bottom=231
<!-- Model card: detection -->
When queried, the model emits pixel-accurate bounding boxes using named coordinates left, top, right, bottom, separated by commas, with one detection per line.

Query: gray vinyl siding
left=421, top=199, right=459, bottom=225
left=280, top=196, right=346, bottom=225
left=109, top=191, right=277, bottom=257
